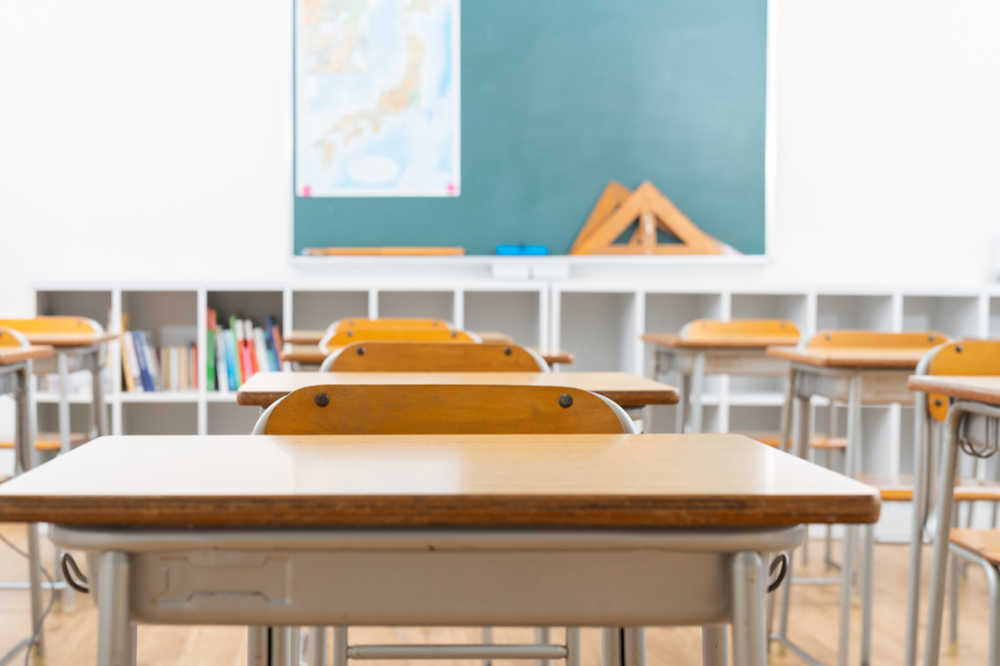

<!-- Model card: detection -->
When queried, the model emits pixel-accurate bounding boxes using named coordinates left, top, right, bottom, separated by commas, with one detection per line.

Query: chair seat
left=0, top=432, right=88, bottom=451
left=951, top=528, right=1000, bottom=568
left=860, top=474, right=1000, bottom=502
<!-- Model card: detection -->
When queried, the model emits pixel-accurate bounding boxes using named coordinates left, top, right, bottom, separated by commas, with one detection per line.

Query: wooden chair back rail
left=680, top=318, right=800, bottom=343
left=320, top=328, right=481, bottom=352
left=254, top=385, right=634, bottom=436
left=925, top=339, right=1000, bottom=422
left=0, top=326, right=29, bottom=348
left=330, top=318, right=452, bottom=332
left=805, top=330, right=948, bottom=349
left=0, top=316, right=104, bottom=335
left=320, top=341, right=548, bottom=373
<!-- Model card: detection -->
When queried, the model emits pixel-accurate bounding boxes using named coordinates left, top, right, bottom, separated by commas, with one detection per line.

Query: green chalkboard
left=294, top=0, right=767, bottom=256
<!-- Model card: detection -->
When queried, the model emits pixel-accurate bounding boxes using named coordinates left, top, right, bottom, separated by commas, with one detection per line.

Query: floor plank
left=0, top=524, right=989, bottom=665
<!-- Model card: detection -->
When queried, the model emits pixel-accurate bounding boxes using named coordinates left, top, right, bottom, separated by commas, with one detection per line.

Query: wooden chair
left=253, top=383, right=636, bottom=666
left=0, top=325, right=87, bottom=452
left=254, top=384, right=634, bottom=436
left=319, top=327, right=482, bottom=355
left=319, top=341, right=549, bottom=372
left=330, top=317, right=452, bottom=331
left=910, top=339, right=1000, bottom=657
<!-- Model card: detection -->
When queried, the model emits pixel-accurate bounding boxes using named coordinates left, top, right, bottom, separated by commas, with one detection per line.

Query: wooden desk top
left=20, top=332, right=117, bottom=347
left=288, top=330, right=515, bottom=346
left=0, top=346, right=55, bottom=365
left=284, top=344, right=575, bottom=367
left=0, top=434, right=880, bottom=528
left=766, top=345, right=929, bottom=369
left=907, top=376, right=1000, bottom=406
left=237, top=371, right=678, bottom=408
left=643, top=333, right=797, bottom=350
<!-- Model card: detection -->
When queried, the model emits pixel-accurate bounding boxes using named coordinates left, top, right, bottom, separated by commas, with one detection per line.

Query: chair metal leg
left=623, top=627, right=645, bottom=666
left=481, top=627, right=494, bottom=666
left=566, top=628, right=581, bottom=666
left=332, top=627, right=348, bottom=666
left=309, top=626, right=326, bottom=666
left=602, top=628, right=623, bottom=666
left=949, top=551, right=960, bottom=655
left=535, top=627, right=552, bottom=666
left=690, top=353, right=706, bottom=434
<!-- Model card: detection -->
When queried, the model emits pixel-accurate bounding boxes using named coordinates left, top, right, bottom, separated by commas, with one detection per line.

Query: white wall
left=2, top=0, right=1000, bottom=315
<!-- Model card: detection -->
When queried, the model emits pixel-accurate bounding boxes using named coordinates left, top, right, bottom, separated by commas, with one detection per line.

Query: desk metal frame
left=0, top=359, right=45, bottom=660
left=30, top=343, right=109, bottom=610
left=772, top=362, right=913, bottom=666
left=51, top=525, right=806, bottom=666
left=652, top=347, right=787, bottom=434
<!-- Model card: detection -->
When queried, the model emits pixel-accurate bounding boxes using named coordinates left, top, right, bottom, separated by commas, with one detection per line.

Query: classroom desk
left=0, top=345, right=53, bottom=660
left=236, top=371, right=679, bottom=416
left=765, top=344, right=929, bottom=666
left=0, top=433, right=881, bottom=666
left=643, top=333, right=795, bottom=434
left=905, top=376, right=1000, bottom=666
left=21, top=331, right=115, bottom=453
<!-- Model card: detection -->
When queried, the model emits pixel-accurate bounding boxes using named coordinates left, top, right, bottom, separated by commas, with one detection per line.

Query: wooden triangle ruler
left=569, top=181, right=731, bottom=255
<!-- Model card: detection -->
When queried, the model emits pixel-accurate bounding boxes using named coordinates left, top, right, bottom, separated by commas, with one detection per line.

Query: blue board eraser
left=496, top=244, right=549, bottom=256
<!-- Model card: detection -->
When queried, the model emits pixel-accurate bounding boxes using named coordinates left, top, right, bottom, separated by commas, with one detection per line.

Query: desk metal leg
left=923, top=404, right=964, bottom=666
left=861, top=523, right=875, bottom=666
left=778, top=368, right=796, bottom=453
left=691, top=353, right=706, bottom=434
left=732, top=551, right=765, bottom=666
left=904, top=401, right=930, bottom=666
left=794, top=396, right=812, bottom=567
left=248, top=627, right=267, bottom=666
left=92, top=361, right=108, bottom=437
left=481, top=627, right=493, bottom=666
left=97, top=551, right=132, bottom=666
left=677, top=371, right=690, bottom=434
left=623, top=627, right=645, bottom=666
left=702, top=626, right=728, bottom=666
left=836, top=375, right=863, bottom=666
left=16, top=365, right=45, bottom=657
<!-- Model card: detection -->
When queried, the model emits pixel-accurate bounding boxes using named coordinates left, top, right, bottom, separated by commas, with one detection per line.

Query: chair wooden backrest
left=253, top=384, right=635, bottom=435
left=319, top=327, right=481, bottom=352
left=805, top=330, right=948, bottom=349
left=0, top=316, right=103, bottom=336
left=680, top=318, right=800, bottom=344
left=330, top=317, right=452, bottom=332
left=320, top=341, right=549, bottom=372
left=0, top=326, right=29, bottom=348
left=923, top=339, right=1000, bottom=422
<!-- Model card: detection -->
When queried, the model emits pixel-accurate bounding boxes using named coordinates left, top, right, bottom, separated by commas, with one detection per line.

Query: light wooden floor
left=0, top=524, right=990, bottom=666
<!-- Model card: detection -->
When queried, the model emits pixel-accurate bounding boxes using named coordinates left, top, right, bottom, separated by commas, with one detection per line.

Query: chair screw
left=504, top=347, right=512, bottom=356
left=357, top=347, right=365, bottom=355
left=315, top=393, right=329, bottom=407
left=558, top=394, right=573, bottom=408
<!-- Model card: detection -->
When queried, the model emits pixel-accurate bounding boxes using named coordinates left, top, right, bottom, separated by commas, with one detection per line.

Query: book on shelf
left=206, top=308, right=281, bottom=391
left=119, top=330, right=197, bottom=393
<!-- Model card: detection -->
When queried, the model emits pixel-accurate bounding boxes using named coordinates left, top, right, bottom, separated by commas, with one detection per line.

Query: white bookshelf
left=33, top=282, right=1000, bottom=476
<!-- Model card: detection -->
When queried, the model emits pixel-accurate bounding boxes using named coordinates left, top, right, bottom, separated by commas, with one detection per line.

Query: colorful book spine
left=215, top=326, right=230, bottom=394
left=132, top=333, right=153, bottom=392
left=120, top=333, right=136, bottom=393
left=206, top=328, right=216, bottom=391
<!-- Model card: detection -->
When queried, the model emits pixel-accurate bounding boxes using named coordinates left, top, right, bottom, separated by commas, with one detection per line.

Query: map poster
left=295, top=0, right=461, bottom=197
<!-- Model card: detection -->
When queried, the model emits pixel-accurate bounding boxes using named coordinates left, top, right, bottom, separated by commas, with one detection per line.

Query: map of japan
left=296, top=0, right=460, bottom=196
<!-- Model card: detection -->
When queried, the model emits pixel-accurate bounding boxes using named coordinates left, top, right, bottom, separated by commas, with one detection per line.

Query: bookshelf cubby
left=291, top=291, right=368, bottom=330
left=902, top=295, right=980, bottom=338
left=816, top=294, right=894, bottom=331
left=27, top=282, right=996, bottom=479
